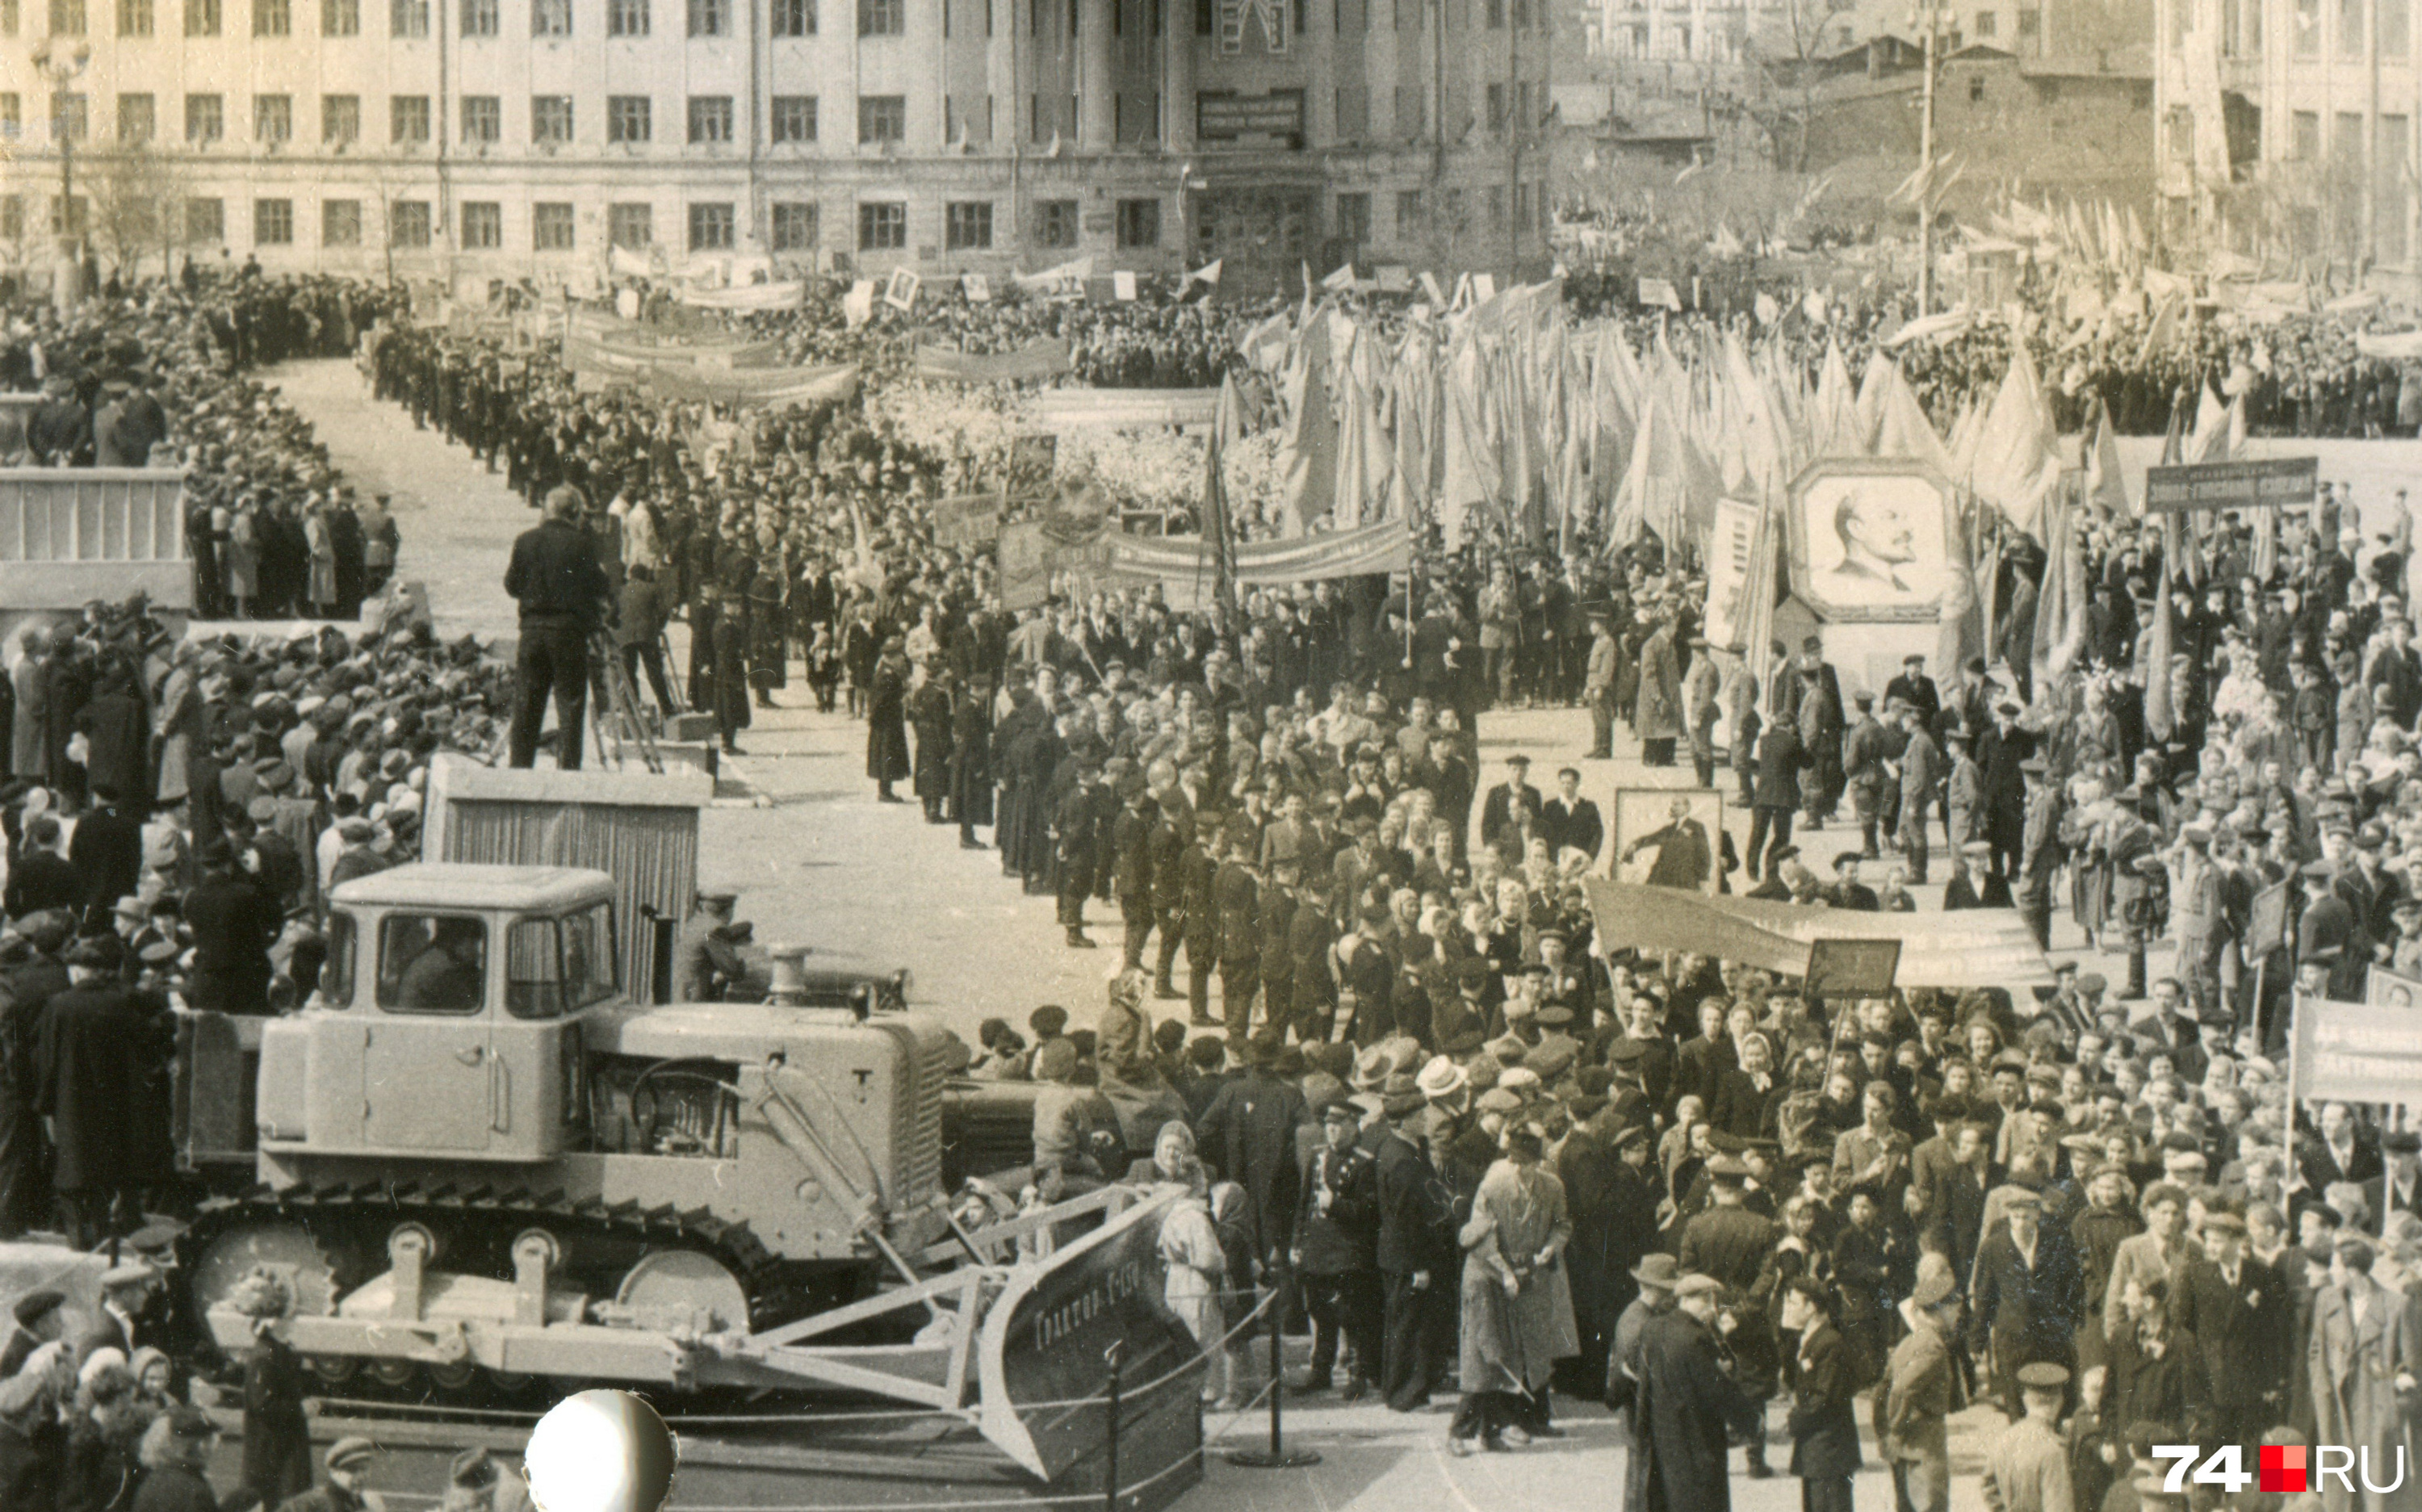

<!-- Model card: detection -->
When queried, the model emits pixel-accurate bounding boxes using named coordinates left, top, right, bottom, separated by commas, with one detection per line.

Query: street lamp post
left=29, top=39, right=93, bottom=313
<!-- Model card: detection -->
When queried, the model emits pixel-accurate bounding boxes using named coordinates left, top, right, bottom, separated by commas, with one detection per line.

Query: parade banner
left=1582, top=880, right=2053, bottom=991
left=913, top=339, right=1076, bottom=384
left=634, top=362, right=858, bottom=407
left=2143, top=456, right=2317, bottom=513
left=1700, top=498, right=1762, bottom=651
left=676, top=281, right=804, bottom=312
left=1025, top=389, right=1221, bottom=431
left=1102, top=516, right=1413, bottom=595
left=2292, top=992, right=2422, bottom=1104
left=936, top=493, right=1004, bottom=549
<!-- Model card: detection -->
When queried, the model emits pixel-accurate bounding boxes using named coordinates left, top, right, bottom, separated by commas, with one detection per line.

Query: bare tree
left=82, top=143, right=174, bottom=281
left=1742, top=0, right=1844, bottom=171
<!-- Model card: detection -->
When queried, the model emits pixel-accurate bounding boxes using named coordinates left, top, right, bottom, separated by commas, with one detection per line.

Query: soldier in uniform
left=272, top=1433, right=383, bottom=1512
left=1179, top=815, right=1220, bottom=1028
left=1215, top=836, right=1261, bottom=1041
left=1054, top=764, right=1102, bottom=950
left=1677, top=1154, right=1780, bottom=1478
left=1292, top=1096, right=1381, bottom=1399
left=674, top=891, right=749, bottom=1002
left=1844, top=693, right=1891, bottom=860
left=1978, top=1363, right=2076, bottom=1512
left=1896, top=701, right=1942, bottom=886
left=2016, top=758, right=2064, bottom=953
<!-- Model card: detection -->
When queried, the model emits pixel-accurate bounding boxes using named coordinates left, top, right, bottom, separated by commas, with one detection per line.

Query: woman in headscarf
left=1448, top=1127, right=1576, bottom=1454
left=1150, top=1121, right=1237, bottom=1408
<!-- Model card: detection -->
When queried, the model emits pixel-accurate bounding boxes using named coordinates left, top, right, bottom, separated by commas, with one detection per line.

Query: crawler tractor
left=167, top=863, right=1197, bottom=1481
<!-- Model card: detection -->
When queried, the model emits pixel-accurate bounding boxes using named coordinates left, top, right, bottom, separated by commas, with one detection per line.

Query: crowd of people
left=9, top=222, right=2422, bottom=1510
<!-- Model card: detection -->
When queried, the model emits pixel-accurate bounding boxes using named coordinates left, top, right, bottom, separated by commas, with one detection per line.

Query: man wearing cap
left=1748, top=710, right=1810, bottom=882
left=1678, top=1154, right=1781, bottom=1477
left=1969, top=1187, right=2084, bottom=1420
left=1292, top=1096, right=1381, bottom=1401
left=1373, top=1085, right=1446, bottom=1411
left=1625, top=1271, right=1763, bottom=1512
left=0, top=1290, right=65, bottom=1378
left=184, top=840, right=279, bottom=1016
left=275, top=1435, right=383, bottom=1512
left=1894, top=699, right=1942, bottom=886
left=1479, top=755, right=1542, bottom=869
left=1537, top=767, right=1603, bottom=866
left=1197, top=1033, right=1309, bottom=1294
left=40, top=932, right=171, bottom=1250
left=2363, top=1129, right=2422, bottom=1227
left=1878, top=1260, right=1960, bottom=1512
left=673, top=892, right=749, bottom=1003
left=1979, top=1362, right=2076, bottom=1512
left=2169, top=826, right=2229, bottom=1024
left=2175, top=1208, right=2290, bottom=1447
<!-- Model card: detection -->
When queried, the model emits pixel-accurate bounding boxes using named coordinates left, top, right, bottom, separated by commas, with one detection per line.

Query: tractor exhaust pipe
left=765, top=944, right=811, bottom=1007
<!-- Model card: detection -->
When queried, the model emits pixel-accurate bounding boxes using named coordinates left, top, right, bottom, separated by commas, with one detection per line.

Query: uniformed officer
left=674, top=891, right=748, bottom=1002
left=1291, top=1096, right=1381, bottom=1400
left=1979, top=1363, right=2076, bottom=1512
left=272, top=1434, right=383, bottom=1512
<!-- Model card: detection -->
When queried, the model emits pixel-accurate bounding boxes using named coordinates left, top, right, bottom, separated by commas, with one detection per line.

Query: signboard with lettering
left=2293, top=991, right=2422, bottom=1104
left=2144, top=456, right=2318, bottom=514
left=1196, top=91, right=1307, bottom=141
left=1804, top=937, right=1902, bottom=1001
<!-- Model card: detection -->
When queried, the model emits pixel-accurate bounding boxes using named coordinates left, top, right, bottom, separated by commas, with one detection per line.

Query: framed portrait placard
left=1611, top=788, right=1725, bottom=896
left=1786, top=458, right=1957, bottom=624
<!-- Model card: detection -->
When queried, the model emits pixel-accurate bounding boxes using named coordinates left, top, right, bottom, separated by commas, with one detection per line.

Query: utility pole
left=29, top=40, right=91, bottom=314
left=1913, top=4, right=1938, bottom=314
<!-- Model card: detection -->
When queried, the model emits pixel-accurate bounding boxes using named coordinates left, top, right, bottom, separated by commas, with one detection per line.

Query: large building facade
left=0, top=0, right=1551, bottom=290
left=2155, top=0, right=2418, bottom=277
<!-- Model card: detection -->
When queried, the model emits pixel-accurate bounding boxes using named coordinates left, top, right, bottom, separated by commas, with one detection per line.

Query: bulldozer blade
left=974, top=1187, right=1201, bottom=1483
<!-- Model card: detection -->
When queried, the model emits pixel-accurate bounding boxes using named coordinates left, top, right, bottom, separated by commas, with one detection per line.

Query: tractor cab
left=257, top=864, right=623, bottom=1162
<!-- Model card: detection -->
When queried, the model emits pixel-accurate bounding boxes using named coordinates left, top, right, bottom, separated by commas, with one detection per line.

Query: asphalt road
left=262, top=356, right=2422, bottom=1510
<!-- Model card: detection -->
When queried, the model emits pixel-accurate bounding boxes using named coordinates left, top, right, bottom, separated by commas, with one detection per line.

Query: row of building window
left=0, top=193, right=1167, bottom=253
left=0, top=86, right=1539, bottom=148
left=0, top=90, right=885, bottom=145
left=2, top=0, right=1540, bottom=36
left=4, top=0, right=1010, bottom=35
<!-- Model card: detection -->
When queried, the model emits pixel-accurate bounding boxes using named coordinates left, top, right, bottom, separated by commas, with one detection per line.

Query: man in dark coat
left=36, top=932, right=172, bottom=1248
left=1625, top=1272, right=1763, bottom=1512
left=1747, top=716, right=1809, bottom=881
left=1783, top=1279, right=1862, bottom=1512
left=1477, top=753, right=1542, bottom=866
left=3, top=817, right=78, bottom=920
left=67, top=785, right=142, bottom=932
left=501, top=485, right=611, bottom=770
left=1373, top=1090, right=1445, bottom=1410
left=182, top=840, right=280, bottom=1015
left=2172, top=1209, right=2291, bottom=1446
left=1195, top=1034, right=1308, bottom=1286
left=1966, top=1189, right=2084, bottom=1419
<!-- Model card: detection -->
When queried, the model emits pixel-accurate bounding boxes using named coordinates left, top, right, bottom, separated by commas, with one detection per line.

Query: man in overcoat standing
left=1625, top=1271, right=1762, bottom=1512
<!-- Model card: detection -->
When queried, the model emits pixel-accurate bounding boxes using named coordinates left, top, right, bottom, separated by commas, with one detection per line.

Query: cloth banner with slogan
left=913, top=339, right=1076, bottom=384
left=1098, top=518, right=1412, bottom=609
left=2291, top=991, right=2422, bottom=1103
